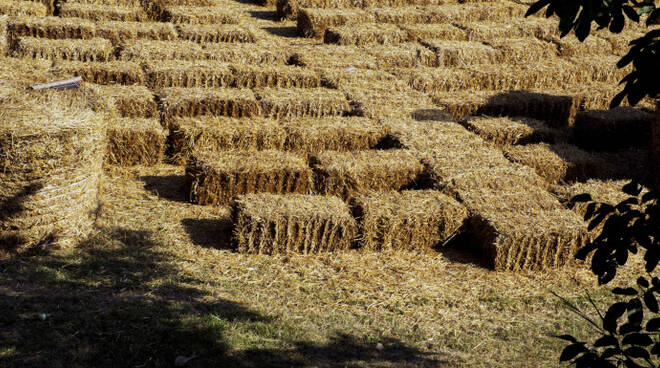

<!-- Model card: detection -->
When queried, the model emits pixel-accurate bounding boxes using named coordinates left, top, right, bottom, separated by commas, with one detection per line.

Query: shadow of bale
left=181, top=218, right=234, bottom=250
left=263, top=26, right=301, bottom=38
left=140, top=174, right=189, bottom=203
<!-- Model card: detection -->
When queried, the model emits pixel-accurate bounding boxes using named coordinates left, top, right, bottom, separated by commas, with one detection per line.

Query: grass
left=0, top=165, right=643, bottom=367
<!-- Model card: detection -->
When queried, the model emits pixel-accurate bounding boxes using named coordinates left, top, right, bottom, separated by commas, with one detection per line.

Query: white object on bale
left=30, top=77, right=82, bottom=91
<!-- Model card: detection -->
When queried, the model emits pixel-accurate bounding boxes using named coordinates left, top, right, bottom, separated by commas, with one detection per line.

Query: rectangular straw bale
left=323, top=23, right=408, bottom=45
left=460, top=18, right=559, bottom=41
left=370, top=6, right=449, bottom=24
left=480, top=90, right=582, bottom=127
left=460, top=116, right=559, bottom=147
left=186, top=150, right=313, bottom=205
left=462, top=60, right=577, bottom=92
left=145, top=60, right=234, bottom=89
left=159, top=87, right=259, bottom=121
left=107, top=118, right=167, bottom=166
left=365, top=43, right=437, bottom=68
left=352, top=190, right=468, bottom=251
left=163, top=6, right=240, bottom=24
left=90, top=84, right=157, bottom=118
left=177, top=24, right=256, bottom=43
left=0, top=2, right=47, bottom=16
left=485, top=37, right=558, bottom=64
left=311, top=149, right=424, bottom=200
left=144, top=0, right=218, bottom=18
left=320, top=68, right=409, bottom=90
left=119, top=39, right=206, bottom=61
left=283, top=116, right=389, bottom=154
left=65, top=0, right=142, bottom=5
left=422, top=40, right=503, bottom=67
left=0, top=15, right=7, bottom=56
left=401, top=23, right=467, bottom=42
left=289, top=45, right=378, bottom=69
left=430, top=89, right=494, bottom=120
left=278, top=0, right=364, bottom=21
left=169, top=117, right=287, bottom=164
left=205, top=43, right=291, bottom=64
left=13, top=37, right=114, bottom=62
left=502, top=143, right=607, bottom=184
left=96, top=21, right=178, bottom=44
left=396, top=67, right=474, bottom=93
left=297, top=8, right=374, bottom=38
left=255, top=88, right=350, bottom=119
left=344, top=85, right=437, bottom=119
left=232, top=193, right=357, bottom=254
left=230, top=64, right=322, bottom=89
left=372, top=3, right=526, bottom=24
left=59, top=3, right=148, bottom=21
left=597, top=28, right=646, bottom=55
left=469, top=207, right=588, bottom=271
left=52, top=61, right=146, bottom=86
left=574, top=107, right=654, bottom=151
left=550, top=35, right=614, bottom=57
left=568, top=55, right=632, bottom=84
left=8, top=17, right=97, bottom=40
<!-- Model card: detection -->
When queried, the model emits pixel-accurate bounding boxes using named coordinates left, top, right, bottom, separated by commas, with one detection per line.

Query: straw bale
left=422, top=40, right=502, bottom=67
left=52, top=60, right=146, bottom=86
left=177, top=24, right=256, bottom=43
left=205, top=43, right=290, bottom=64
left=143, top=0, right=218, bottom=18
left=597, top=28, right=646, bottom=56
left=231, top=64, right=322, bottom=89
left=159, top=87, right=259, bottom=121
left=460, top=116, right=558, bottom=147
left=324, top=23, right=408, bottom=45
left=480, top=90, right=582, bottom=127
left=255, top=88, right=350, bottom=119
left=0, top=1, right=47, bottom=17
left=169, top=116, right=287, bottom=164
left=365, top=43, right=437, bottom=68
left=352, top=190, right=468, bottom=251
left=232, top=193, right=357, bottom=254
left=277, top=0, right=363, bottom=20
left=163, top=6, right=240, bottom=24
left=96, top=21, right=178, bottom=44
left=186, top=150, right=313, bottom=205
left=0, top=89, right=105, bottom=250
left=370, top=6, right=449, bottom=24
left=320, top=68, right=408, bottom=89
left=549, top=35, right=614, bottom=57
left=568, top=55, right=632, bottom=84
left=469, top=207, right=588, bottom=271
left=372, top=3, right=526, bottom=24
left=145, top=60, right=234, bottom=89
left=502, top=143, right=607, bottom=184
left=283, top=116, right=388, bottom=154
left=0, top=15, right=7, bottom=57
left=485, top=37, right=558, bottom=64
left=574, top=107, right=654, bottom=151
left=397, top=67, right=474, bottom=93
left=311, top=149, right=424, bottom=200
left=0, top=56, right=55, bottom=88
left=59, top=3, right=148, bottom=22
left=90, top=84, right=158, bottom=118
left=65, top=0, right=141, bottom=5
left=13, top=37, right=114, bottom=62
left=289, top=45, right=378, bottom=69
left=8, top=17, right=97, bottom=40
left=461, top=18, right=559, bottom=41
left=461, top=60, right=578, bottom=92
left=400, top=23, right=467, bottom=42
left=119, top=39, right=206, bottom=61
left=297, top=8, right=374, bottom=38
left=106, top=118, right=167, bottom=166
left=344, top=85, right=436, bottom=119
left=430, top=89, right=493, bottom=120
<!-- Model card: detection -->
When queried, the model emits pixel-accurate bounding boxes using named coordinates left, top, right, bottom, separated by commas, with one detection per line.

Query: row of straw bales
left=57, top=2, right=244, bottom=23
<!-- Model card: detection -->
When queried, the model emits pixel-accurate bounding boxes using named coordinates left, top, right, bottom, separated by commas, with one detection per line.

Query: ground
left=0, top=165, right=644, bottom=367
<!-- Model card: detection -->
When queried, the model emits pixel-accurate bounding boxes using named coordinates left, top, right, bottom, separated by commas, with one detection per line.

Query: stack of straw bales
left=311, top=150, right=424, bottom=200
left=0, top=89, right=106, bottom=251
left=186, top=149, right=313, bottom=205
left=59, top=3, right=148, bottom=22
left=177, top=24, right=256, bottom=43
left=13, top=37, right=114, bottom=62
left=574, top=107, right=654, bottom=151
left=459, top=116, right=559, bottom=147
left=96, top=21, right=178, bottom=44
left=232, top=193, right=357, bottom=254
left=8, top=17, right=97, bottom=40
left=352, top=190, right=468, bottom=251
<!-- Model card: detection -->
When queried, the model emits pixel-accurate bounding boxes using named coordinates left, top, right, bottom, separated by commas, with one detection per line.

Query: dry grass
left=52, top=60, right=146, bottom=85
left=429, top=89, right=494, bottom=120
left=311, top=149, right=424, bottom=200
left=8, top=16, right=97, bottom=39
left=13, top=37, right=114, bottom=62
left=119, top=39, right=206, bottom=61
left=277, top=0, right=363, bottom=20
left=352, top=190, right=468, bottom=251
left=289, top=45, right=378, bottom=69
left=0, top=1, right=48, bottom=17
left=231, top=64, right=322, bottom=89
left=169, top=116, right=287, bottom=164
left=90, top=84, right=158, bottom=118
left=145, top=60, right=234, bottom=89
left=324, top=23, right=408, bottom=45
left=485, top=37, right=557, bottom=64
left=177, top=24, right=256, bottom=43
left=255, top=88, right=350, bottom=119
left=232, top=193, right=357, bottom=254
left=372, top=3, right=526, bottom=24
left=163, top=6, right=240, bottom=24
left=159, top=87, right=260, bottom=121
left=401, top=23, right=467, bottom=42
left=0, top=88, right=105, bottom=251
left=550, top=35, right=614, bottom=57
left=574, top=107, right=654, bottom=151
left=568, top=55, right=632, bottom=84
left=205, top=43, right=291, bottom=64
left=459, top=116, right=559, bottom=147
left=59, top=3, right=148, bottom=22
left=297, top=8, right=374, bottom=38
left=106, top=118, right=167, bottom=166
left=502, top=143, right=607, bottom=184
left=460, top=18, right=559, bottom=41
left=186, top=149, right=313, bottom=205
left=0, top=15, right=7, bottom=56
left=422, top=40, right=502, bottom=67
left=96, top=21, right=178, bottom=44
left=365, top=43, right=437, bottom=68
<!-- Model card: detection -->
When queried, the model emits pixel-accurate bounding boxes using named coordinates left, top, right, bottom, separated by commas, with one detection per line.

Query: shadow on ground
left=141, top=174, right=189, bottom=203
left=0, top=228, right=442, bottom=367
left=181, top=218, right=234, bottom=250
left=263, top=26, right=300, bottom=38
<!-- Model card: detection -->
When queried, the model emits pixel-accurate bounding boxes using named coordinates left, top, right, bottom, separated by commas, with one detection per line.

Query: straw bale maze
left=0, top=0, right=658, bottom=272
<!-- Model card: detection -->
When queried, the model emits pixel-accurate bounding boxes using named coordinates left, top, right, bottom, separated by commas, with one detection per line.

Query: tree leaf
left=526, top=0, right=551, bottom=17
left=560, top=343, right=586, bottom=362
left=572, top=193, right=593, bottom=203
left=624, top=346, right=650, bottom=359
left=643, top=291, right=658, bottom=313
left=647, top=318, right=660, bottom=332
left=623, top=5, right=640, bottom=22
left=622, top=333, right=653, bottom=346
left=612, top=287, right=638, bottom=296
left=637, top=277, right=650, bottom=288
left=622, top=182, right=642, bottom=196
left=594, top=335, right=618, bottom=347
left=604, top=302, right=628, bottom=332
left=555, top=334, right=578, bottom=343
